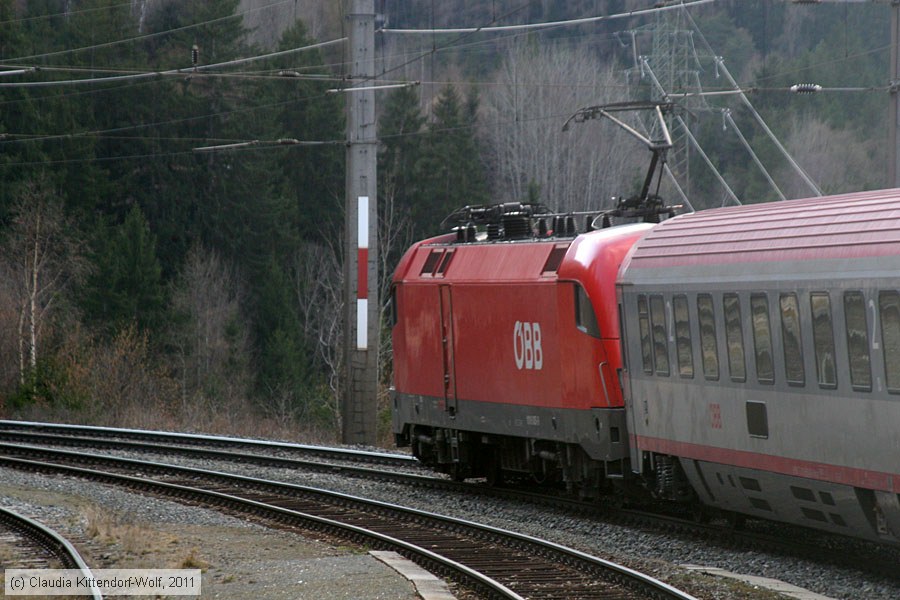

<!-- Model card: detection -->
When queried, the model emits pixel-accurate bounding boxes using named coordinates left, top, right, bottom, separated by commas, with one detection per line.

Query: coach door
left=439, top=285, right=458, bottom=416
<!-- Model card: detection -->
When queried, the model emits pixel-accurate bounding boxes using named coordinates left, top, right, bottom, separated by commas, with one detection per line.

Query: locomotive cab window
left=697, top=294, right=719, bottom=380
left=879, top=291, right=900, bottom=394
left=575, top=284, right=601, bottom=338
left=724, top=293, right=746, bottom=383
left=843, top=291, right=872, bottom=392
left=780, top=293, right=805, bottom=386
left=811, top=292, right=837, bottom=389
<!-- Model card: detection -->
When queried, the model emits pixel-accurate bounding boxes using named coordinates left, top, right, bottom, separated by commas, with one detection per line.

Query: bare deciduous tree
left=779, top=114, right=883, bottom=198
left=84, top=324, right=179, bottom=428
left=170, top=244, right=251, bottom=424
left=292, top=240, right=344, bottom=431
left=289, top=184, right=415, bottom=437
left=0, top=180, right=87, bottom=387
left=482, top=43, right=644, bottom=213
left=0, top=280, right=19, bottom=399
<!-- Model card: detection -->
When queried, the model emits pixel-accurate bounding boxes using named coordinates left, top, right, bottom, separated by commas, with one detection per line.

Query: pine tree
left=379, top=85, right=426, bottom=216
left=254, top=258, right=315, bottom=412
left=264, top=20, right=345, bottom=242
left=80, top=205, right=166, bottom=336
left=417, top=85, right=489, bottom=235
left=378, top=85, right=426, bottom=268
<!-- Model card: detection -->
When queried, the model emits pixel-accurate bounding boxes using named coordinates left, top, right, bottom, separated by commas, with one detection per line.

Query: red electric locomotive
left=390, top=202, right=657, bottom=492
left=391, top=101, right=679, bottom=493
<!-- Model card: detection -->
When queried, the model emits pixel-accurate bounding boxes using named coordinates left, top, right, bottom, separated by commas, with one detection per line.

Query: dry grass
left=81, top=506, right=174, bottom=557
left=178, top=548, right=209, bottom=571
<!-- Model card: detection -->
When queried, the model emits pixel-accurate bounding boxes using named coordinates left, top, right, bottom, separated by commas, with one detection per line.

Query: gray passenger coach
left=617, top=189, right=900, bottom=543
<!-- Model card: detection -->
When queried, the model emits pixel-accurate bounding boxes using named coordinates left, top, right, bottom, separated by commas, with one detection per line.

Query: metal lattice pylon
left=639, top=9, right=707, bottom=199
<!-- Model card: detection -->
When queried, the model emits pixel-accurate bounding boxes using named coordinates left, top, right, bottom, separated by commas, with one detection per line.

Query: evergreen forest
left=0, top=0, right=891, bottom=442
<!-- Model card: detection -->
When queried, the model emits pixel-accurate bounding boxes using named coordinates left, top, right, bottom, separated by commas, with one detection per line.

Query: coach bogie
left=646, top=454, right=695, bottom=502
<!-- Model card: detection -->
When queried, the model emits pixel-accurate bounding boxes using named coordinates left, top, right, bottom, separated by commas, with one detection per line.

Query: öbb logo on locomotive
left=513, top=321, right=543, bottom=370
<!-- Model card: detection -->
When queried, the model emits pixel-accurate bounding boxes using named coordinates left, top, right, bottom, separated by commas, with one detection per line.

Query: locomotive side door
left=439, top=284, right=458, bottom=416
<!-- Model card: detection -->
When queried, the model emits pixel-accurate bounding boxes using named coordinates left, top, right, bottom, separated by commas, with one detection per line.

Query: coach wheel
left=691, top=505, right=711, bottom=524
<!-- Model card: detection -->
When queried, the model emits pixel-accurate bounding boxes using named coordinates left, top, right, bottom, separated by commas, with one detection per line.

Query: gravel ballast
left=0, top=469, right=419, bottom=600
left=3, top=445, right=900, bottom=600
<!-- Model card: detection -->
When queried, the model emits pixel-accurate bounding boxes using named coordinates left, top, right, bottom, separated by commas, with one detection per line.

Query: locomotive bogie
left=396, top=415, right=626, bottom=494
left=393, top=393, right=629, bottom=462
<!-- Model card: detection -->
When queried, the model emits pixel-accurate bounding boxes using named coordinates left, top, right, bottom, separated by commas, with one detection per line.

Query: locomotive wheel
left=484, top=450, right=504, bottom=487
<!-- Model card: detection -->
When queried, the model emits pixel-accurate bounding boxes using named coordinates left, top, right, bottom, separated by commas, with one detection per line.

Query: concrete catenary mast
left=343, top=0, right=379, bottom=445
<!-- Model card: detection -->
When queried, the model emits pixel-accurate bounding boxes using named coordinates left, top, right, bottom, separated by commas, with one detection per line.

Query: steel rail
left=5, top=426, right=897, bottom=583
left=0, top=420, right=415, bottom=466
left=0, top=452, right=521, bottom=600
left=0, top=506, right=103, bottom=600
left=0, top=429, right=430, bottom=476
left=0, top=444, right=698, bottom=600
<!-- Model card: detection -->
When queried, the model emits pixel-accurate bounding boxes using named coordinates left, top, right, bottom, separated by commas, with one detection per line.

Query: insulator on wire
left=790, top=83, right=822, bottom=94
left=191, top=44, right=199, bottom=68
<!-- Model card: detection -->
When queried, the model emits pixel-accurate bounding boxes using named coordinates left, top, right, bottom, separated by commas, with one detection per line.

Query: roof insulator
left=790, top=83, right=822, bottom=94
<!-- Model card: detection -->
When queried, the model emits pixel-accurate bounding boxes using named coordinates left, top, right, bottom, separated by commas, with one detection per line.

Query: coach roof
left=618, top=188, right=900, bottom=284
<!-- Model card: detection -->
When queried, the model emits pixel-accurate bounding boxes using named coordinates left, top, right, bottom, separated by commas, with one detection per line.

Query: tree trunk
left=29, top=211, right=40, bottom=373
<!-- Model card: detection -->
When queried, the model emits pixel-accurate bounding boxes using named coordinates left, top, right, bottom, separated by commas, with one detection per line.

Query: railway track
left=0, top=443, right=697, bottom=600
left=0, top=505, right=103, bottom=599
left=2, top=422, right=897, bottom=585
left=0, top=419, right=416, bottom=467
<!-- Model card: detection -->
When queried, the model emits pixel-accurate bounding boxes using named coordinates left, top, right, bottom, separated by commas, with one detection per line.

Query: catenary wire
left=0, top=0, right=297, bottom=63
left=0, top=37, right=346, bottom=88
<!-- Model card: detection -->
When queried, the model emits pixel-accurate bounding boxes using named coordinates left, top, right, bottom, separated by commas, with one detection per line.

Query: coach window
left=649, top=295, right=670, bottom=376
left=724, top=293, right=746, bottom=382
left=879, top=291, right=900, bottom=393
left=575, top=284, right=601, bottom=338
left=697, top=294, right=719, bottom=380
left=843, top=291, right=872, bottom=392
left=673, top=295, right=694, bottom=378
left=779, top=293, right=805, bottom=386
left=751, top=294, right=774, bottom=384
left=811, top=292, right=837, bottom=389
left=637, top=295, right=653, bottom=374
